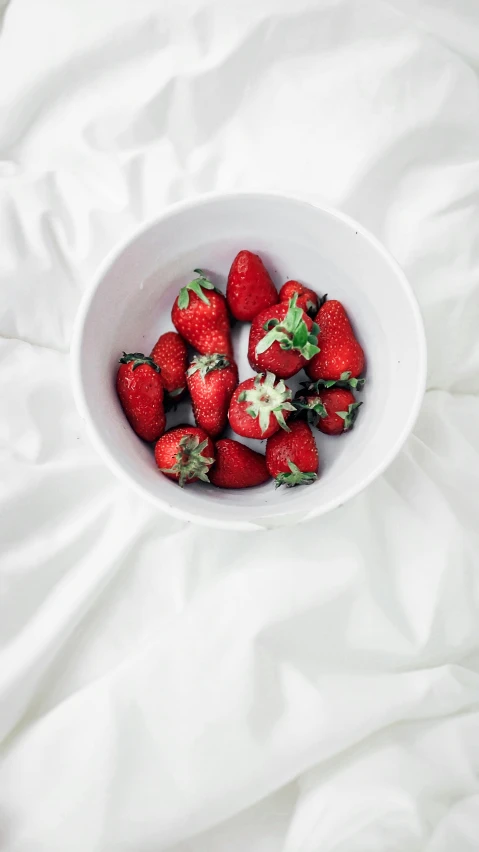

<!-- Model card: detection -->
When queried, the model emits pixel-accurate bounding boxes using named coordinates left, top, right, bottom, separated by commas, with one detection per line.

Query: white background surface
left=1, top=1, right=479, bottom=849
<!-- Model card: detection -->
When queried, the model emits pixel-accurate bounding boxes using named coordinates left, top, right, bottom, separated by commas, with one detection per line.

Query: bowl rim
left=70, top=190, right=427, bottom=530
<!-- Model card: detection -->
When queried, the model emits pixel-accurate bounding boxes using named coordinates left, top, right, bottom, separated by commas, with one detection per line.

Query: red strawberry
left=228, top=372, right=295, bottom=439
left=227, top=250, right=278, bottom=321
left=266, top=420, right=319, bottom=487
left=172, top=270, right=232, bottom=357
left=116, top=352, right=165, bottom=442
left=210, top=439, right=270, bottom=488
left=155, top=425, right=215, bottom=487
left=248, top=294, right=320, bottom=379
left=186, top=353, right=238, bottom=438
left=297, top=387, right=362, bottom=435
left=151, top=331, right=187, bottom=398
left=279, top=280, right=319, bottom=316
left=306, top=299, right=365, bottom=382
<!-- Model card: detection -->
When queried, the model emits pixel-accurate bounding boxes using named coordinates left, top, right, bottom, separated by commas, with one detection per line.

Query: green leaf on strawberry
left=187, top=352, right=232, bottom=380
left=274, top=461, right=318, bottom=488
left=255, top=294, right=320, bottom=361
left=293, top=395, right=328, bottom=425
left=177, top=272, right=215, bottom=309
left=336, top=402, right=362, bottom=431
left=119, top=352, right=161, bottom=373
left=239, top=371, right=295, bottom=435
left=303, top=371, right=366, bottom=392
left=159, top=434, right=214, bottom=487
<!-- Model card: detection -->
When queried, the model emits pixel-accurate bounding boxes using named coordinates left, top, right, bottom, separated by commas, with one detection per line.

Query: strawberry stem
left=177, top=272, right=215, bottom=310
left=255, top=294, right=320, bottom=361
left=119, top=352, right=160, bottom=372
left=275, top=462, right=317, bottom=488
left=159, top=434, right=214, bottom=487
left=187, top=353, right=231, bottom=379
left=303, top=372, right=366, bottom=392
left=336, top=402, right=362, bottom=431
left=240, top=371, right=295, bottom=435
left=293, top=396, right=328, bottom=425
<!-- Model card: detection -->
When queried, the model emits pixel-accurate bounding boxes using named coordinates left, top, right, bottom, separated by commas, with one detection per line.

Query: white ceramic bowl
left=71, top=193, right=426, bottom=530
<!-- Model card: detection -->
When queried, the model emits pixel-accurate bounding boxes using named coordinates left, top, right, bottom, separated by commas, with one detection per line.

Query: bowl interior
left=73, top=195, right=425, bottom=528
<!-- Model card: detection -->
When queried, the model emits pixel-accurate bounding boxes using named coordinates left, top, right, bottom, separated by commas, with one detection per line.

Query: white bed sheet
left=1, top=0, right=479, bottom=849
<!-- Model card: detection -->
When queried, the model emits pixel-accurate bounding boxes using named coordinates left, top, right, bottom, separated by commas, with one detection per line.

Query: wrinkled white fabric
left=1, top=0, right=479, bottom=849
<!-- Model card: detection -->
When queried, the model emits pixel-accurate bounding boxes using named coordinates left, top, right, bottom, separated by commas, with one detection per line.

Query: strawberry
left=209, top=439, right=270, bottom=488
left=151, top=331, right=187, bottom=399
left=186, top=353, right=238, bottom=438
left=155, top=425, right=215, bottom=487
left=116, top=352, right=165, bottom=442
left=227, top=250, right=278, bottom=321
left=296, top=387, right=362, bottom=435
left=228, top=371, right=295, bottom=439
left=248, top=294, right=320, bottom=379
left=172, top=270, right=232, bottom=357
left=279, top=280, right=319, bottom=316
left=266, top=420, right=319, bottom=487
left=306, top=299, right=365, bottom=383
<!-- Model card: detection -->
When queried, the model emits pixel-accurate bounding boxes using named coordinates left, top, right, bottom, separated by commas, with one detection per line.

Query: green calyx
left=293, top=395, right=328, bottom=426
left=187, top=353, right=231, bottom=379
left=304, top=371, right=365, bottom=392
left=177, top=269, right=219, bottom=310
left=336, top=402, right=362, bottom=431
left=160, top=434, right=214, bottom=488
left=275, top=461, right=318, bottom=488
left=255, top=294, right=320, bottom=361
left=119, top=352, right=160, bottom=372
left=238, top=371, right=295, bottom=435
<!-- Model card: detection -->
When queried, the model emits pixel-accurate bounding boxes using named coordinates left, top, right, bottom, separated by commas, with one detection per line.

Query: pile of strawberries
left=116, top=250, right=366, bottom=489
